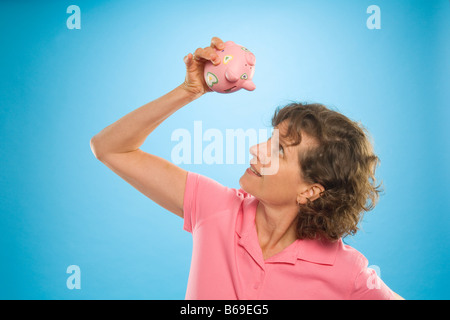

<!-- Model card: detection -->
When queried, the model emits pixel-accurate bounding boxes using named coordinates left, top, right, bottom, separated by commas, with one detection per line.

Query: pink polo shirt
left=183, top=172, right=395, bottom=300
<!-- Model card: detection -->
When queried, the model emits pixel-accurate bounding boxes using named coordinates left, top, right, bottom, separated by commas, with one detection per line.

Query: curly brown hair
left=272, top=103, right=382, bottom=241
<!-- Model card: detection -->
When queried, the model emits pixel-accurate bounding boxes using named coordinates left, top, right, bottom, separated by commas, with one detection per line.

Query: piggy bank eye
left=240, top=73, right=248, bottom=80
left=241, top=47, right=250, bottom=52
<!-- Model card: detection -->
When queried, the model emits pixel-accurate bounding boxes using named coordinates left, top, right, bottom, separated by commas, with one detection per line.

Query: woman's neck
left=255, top=201, right=298, bottom=259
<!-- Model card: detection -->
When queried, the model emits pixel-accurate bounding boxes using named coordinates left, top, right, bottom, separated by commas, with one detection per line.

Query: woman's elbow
left=90, top=135, right=104, bottom=160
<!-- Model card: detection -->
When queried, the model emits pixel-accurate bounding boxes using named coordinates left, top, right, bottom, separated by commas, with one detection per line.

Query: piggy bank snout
left=225, top=68, right=239, bottom=83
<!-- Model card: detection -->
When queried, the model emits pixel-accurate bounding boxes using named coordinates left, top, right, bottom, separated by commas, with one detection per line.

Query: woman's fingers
left=193, top=46, right=221, bottom=65
left=188, top=37, right=225, bottom=66
left=193, top=47, right=216, bottom=61
left=211, top=37, right=225, bottom=50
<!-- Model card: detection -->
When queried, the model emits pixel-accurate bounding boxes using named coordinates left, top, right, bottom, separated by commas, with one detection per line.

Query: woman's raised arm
left=90, top=37, right=225, bottom=217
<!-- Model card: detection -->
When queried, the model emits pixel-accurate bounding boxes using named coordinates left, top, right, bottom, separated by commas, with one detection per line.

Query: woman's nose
left=249, top=144, right=259, bottom=164
left=250, top=144, right=258, bottom=158
left=250, top=142, right=270, bottom=164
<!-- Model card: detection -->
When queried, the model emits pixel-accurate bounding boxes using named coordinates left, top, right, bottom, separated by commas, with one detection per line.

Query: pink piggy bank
left=204, top=41, right=256, bottom=94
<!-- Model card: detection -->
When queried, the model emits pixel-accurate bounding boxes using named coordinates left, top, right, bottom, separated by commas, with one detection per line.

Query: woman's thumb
left=185, top=53, right=200, bottom=72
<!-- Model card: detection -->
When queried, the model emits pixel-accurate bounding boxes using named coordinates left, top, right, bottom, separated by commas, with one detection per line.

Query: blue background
left=0, top=0, right=448, bottom=300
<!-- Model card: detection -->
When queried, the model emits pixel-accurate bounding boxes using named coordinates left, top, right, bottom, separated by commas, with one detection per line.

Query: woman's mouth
left=247, top=165, right=262, bottom=177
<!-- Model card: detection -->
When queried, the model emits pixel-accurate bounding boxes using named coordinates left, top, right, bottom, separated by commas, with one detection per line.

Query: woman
left=90, top=37, right=403, bottom=300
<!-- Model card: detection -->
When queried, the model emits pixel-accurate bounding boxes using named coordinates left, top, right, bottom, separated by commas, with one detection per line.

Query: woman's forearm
left=90, top=84, right=198, bottom=158
left=91, top=37, right=223, bottom=158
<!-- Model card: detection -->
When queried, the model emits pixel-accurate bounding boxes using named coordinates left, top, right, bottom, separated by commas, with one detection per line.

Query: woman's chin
left=238, top=174, right=255, bottom=197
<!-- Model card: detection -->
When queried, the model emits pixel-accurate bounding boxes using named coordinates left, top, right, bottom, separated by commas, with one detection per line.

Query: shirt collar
left=295, top=238, right=340, bottom=265
left=236, top=194, right=340, bottom=266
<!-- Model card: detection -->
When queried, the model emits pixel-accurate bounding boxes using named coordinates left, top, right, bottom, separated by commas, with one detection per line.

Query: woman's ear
left=297, top=184, right=325, bottom=205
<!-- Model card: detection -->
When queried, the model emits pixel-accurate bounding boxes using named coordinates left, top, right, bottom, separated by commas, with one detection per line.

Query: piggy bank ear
left=224, top=41, right=235, bottom=47
left=242, top=80, right=256, bottom=91
left=246, top=52, right=256, bottom=66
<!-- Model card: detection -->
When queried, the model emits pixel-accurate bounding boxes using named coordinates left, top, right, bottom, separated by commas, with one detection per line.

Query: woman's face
left=239, top=121, right=317, bottom=207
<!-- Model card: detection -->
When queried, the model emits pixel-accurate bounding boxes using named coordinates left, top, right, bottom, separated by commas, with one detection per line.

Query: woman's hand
left=182, top=37, right=225, bottom=98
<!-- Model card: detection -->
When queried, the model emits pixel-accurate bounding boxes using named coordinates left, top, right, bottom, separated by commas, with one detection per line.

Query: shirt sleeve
left=350, top=254, right=395, bottom=300
left=182, top=172, right=244, bottom=233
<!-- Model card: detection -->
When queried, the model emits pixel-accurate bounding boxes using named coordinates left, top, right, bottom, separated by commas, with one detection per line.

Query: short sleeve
left=182, top=172, right=244, bottom=233
left=350, top=255, right=395, bottom=300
